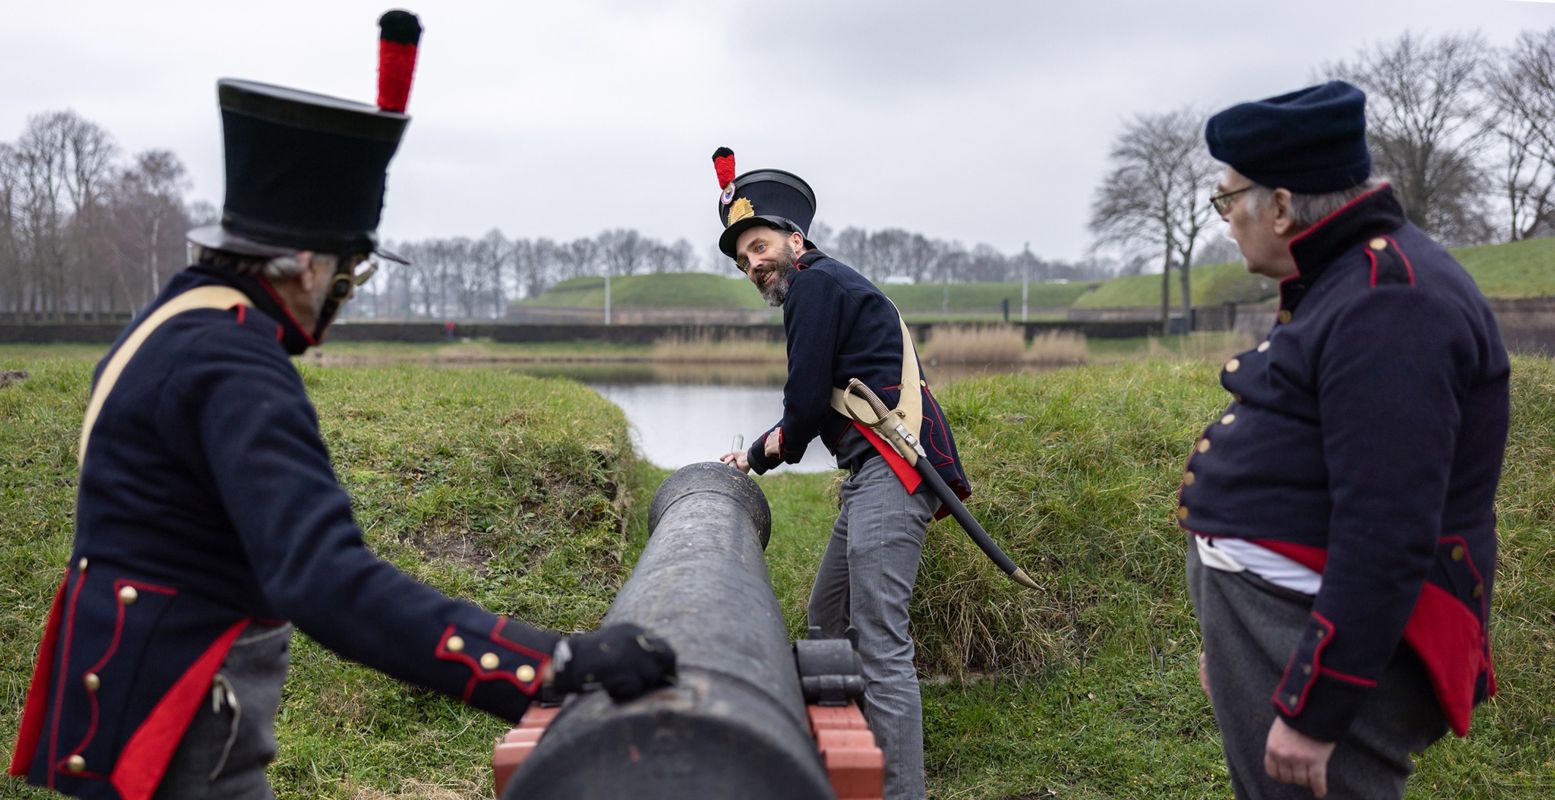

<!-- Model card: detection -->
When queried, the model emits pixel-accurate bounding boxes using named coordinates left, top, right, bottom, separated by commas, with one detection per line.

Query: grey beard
left=760, top=249, right=798, bottom=306
left=762, top=269, right=795, bottom=306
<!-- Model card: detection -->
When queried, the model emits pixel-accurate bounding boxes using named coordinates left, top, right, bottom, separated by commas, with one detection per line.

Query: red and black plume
left=377, top=10, right=422, bottom=113
left=712, top=147, right=736, bottom=190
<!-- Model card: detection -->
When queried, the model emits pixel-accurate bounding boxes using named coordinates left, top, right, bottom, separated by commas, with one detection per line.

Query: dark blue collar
left=1287, top=184, right=1406, bottom=282
left=171, top=267, right=316, bottom=355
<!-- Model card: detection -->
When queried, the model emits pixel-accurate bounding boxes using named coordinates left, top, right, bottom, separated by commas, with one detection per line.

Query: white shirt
left=1195, top=534, right=1322, bottom=596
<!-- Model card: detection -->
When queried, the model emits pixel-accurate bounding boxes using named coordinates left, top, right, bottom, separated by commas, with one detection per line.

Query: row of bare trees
left=346, top=223, right=1114, bottom=321
left=1089, top=28, right=1555, bottom=331
left=347, top=230, right=701, bottom=321
left=0, top=111, right=206, bottom=320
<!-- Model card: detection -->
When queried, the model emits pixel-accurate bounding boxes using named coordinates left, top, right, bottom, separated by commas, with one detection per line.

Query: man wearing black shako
left=1181, top=80, right=1509, bottom=799
left=713, top=149, right=971, bottom=800
left=8, top=13, right=674, bottom=800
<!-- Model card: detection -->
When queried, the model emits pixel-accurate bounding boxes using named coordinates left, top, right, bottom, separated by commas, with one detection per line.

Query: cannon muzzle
left=497, top=462, right=855, bottom=799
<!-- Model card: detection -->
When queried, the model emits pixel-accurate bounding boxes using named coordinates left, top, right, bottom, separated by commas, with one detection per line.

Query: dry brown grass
left=923, top=326, right=1089, bottom=367
left=1143, top=330, right=1255, bottom=364
left=649, top=331, right=785, bottom=363
left=1024, top=330, right=1091, bottom=366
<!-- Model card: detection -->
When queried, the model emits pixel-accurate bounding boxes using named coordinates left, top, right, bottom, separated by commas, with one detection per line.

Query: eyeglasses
left=1210, top=186, right=1254, bottom=218
left=344, top=253, right=380, bottom=286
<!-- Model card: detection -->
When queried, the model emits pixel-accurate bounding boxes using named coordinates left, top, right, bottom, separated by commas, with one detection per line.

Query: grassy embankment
left=4, top=346, right=1551, bottom=799
left=1074, top=236, right=1555, bottom=309
left=515, top=273, right=766, bottom=310
left=519, top=274, right=1094, bottom=322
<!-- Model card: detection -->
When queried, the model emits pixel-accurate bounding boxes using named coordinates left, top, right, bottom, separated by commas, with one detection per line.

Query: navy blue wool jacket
left=746, top=251, right=970, bottom=501
left=11, top=268, right=560, bottom=800
left=1178, top=185, right=1509, bottom=741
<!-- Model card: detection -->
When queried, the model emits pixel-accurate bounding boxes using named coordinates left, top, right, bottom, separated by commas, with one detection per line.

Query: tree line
left=1090, top=28, right=1555, bottom=330
left=0, top=111, right=208, bottom=320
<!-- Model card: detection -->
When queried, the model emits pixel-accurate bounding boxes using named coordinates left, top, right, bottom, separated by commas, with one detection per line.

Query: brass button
left=446, top=636, right=465, bottom=653
left=1472, top=584, right=1483, bottom=599
left=118, top=586, right=138, bottom=606
left=66, top=755, right=86, bottom=773
left=480, top=652, right=501, bottom=670
left=1278, top=310, right=1293, bottom=324
left=77, top=557, right=89, bottom=571
left=1314, top=629, right=1325, bottom=639
left=1221, top=414, right=1236, bottom=426
left=1197, top=439, right=1211, bottom=454
left=1451, top=545, right=1465, bottom=562
left=1257, top=341, right=1270, bottom=353
left=516, top=665, right=537, bottom=682
left=1183, top=471, right=1196, bottom=487
left=83, top=673, right=100, bottom=692
left=1288, top=694, right=1299, bottom=706
left=1176, top=505, right=1190, bottom=520
left=1302, top=664, right=1312, bottom=676
left=1225, top=358, right=1241, bottom=373
left=1369, top=237, right=1388, bottom=251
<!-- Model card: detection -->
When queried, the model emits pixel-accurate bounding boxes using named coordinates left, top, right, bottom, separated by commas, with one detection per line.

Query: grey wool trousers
left=1187, top=539, right=1447, bottom=800
left=808, top=455, right=940, bottom=800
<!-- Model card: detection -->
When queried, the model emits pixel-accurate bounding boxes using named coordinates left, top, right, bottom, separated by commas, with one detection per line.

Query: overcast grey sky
left=5, top=1, right=1554, bottom=264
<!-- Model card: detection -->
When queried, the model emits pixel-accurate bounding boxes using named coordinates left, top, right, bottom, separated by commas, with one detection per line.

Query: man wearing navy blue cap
left=8, top=14, right=674, bottom=800
left=1180, top=80, right=1509, bottom=798
left=711, top=148, right=970, bottom=800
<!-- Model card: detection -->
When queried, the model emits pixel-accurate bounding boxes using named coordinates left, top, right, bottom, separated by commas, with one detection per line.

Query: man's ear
left=1271, top=190, right=1296, bottom=236
left=294, top=251, right=319, bottom=292
left=790, top=230, right=806, bottom=252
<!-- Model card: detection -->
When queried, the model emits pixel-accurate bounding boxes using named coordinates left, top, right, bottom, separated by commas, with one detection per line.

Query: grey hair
left=1245, top=176, right=1389, bottom=230
left=190, top=245, right=336, bottom=280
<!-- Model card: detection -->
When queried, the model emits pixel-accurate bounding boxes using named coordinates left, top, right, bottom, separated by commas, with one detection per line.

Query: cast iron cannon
left=493, top=462, right=882, bottom=799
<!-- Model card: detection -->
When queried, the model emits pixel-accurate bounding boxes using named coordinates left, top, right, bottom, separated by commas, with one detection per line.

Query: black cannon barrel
left=501, top=462, right=834, bottom=800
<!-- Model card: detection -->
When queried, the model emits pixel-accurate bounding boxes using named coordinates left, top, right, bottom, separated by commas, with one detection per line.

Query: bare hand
left=763, top=428, right=782, bottom=458
left=719, top=450, right=750, bottom=473
left=1198, top=651, right=1212, bottom=699
left=1265, top=717, right=1337, bottom=797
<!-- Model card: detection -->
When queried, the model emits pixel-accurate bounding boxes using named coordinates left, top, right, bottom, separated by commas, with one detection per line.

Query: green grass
left=0, top=353, right=638, bottom=799
left=883, top=282, right=1095, bottom=313
left=1072, top=261, right=1279, bottom=309
left=4, top=346, right=1552, bottom=799
left=518, top=272, right=767, bottom=309
left=1073, top=238, right=1555, bottom=310
left=1452, top=237, right=1555, bottom=299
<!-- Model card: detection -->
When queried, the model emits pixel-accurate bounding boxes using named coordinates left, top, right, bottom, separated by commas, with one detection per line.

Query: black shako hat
left=711, top=147, right=817, bottom=259
left=188, top=11, right=423, bottom=263
left=1204, top=80, right=1371, bottom=194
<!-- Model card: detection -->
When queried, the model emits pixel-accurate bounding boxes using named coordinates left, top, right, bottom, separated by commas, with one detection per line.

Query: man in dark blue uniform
left=8, top=16, right=674, bottom=800
left=710, top=148, right=970, bottom=800
left=1180, top=81, right=1509, bottom=799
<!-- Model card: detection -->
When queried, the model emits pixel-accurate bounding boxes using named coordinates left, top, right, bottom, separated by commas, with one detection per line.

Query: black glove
left=551, top=623, right=677, bottom=701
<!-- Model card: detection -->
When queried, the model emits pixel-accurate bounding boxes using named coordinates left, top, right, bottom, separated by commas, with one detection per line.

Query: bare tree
left=1090, top=108, right=1217, bottom=333
left=1326, top=31, right=1493, bottom=245
left=1484, top=27, right=1555, bottom=241
left=106, top=149, right=193, bottom=310
left=598, top=228, right=646, bottom=277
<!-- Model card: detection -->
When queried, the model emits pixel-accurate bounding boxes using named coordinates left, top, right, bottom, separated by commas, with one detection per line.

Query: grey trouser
left=1187, top=540, right=1447, bottom=800
left=154, top=622, right=292, bottom=800
left=808, top=455, right=940, bottom=800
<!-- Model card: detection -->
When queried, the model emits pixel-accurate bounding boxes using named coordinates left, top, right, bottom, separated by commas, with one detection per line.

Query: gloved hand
left=550, top=623, right=677, bottom=701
